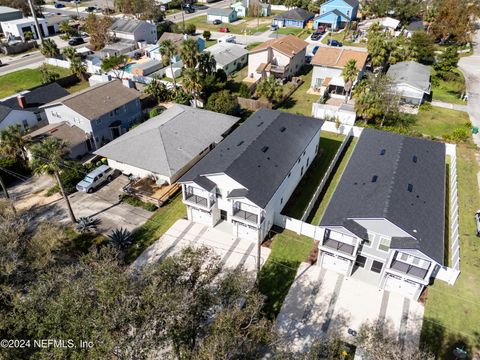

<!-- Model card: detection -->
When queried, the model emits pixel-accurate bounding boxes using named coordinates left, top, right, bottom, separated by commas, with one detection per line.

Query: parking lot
left=276, top=263, right=424, bottom=353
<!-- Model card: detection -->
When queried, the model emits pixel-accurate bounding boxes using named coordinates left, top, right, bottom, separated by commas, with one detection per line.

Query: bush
left=443, top=127, right=470, bottom=143
left=206, top=90, right=239, bottom=115
left=149, top=108, right=159, bottom=118
left=203, top=30, right=211, bottom=41
left=238, top=83, right=251, bottom=98
left=185, top=23, right=196, bottom=35
left=121, top=195, right=157, bottom=212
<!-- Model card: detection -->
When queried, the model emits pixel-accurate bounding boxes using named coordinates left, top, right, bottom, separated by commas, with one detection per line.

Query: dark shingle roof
left=0, top=105, right=12, bottom=122
left=320, top=128, right=446, bottom=264
left=179, top=109, right=323, bottom=208
left=274, top=8, right=315, bottom=21
left=1, top=83, right=69, bottom=114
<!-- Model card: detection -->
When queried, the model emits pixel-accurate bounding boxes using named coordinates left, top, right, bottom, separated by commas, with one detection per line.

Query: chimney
left=17, top=95, right=26, bottom=109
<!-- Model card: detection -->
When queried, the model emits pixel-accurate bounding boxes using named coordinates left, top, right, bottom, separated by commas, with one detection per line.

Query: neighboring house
left=272, top=8, right=314, bottom=28
left=312, top=102, right=356, bottom=126
left=0, top=15, right=67, bottom=40
left=25, top=122, right=90, bottom=159
left=404, top=20, right=425, bottom=37
left=206, top=42, right=248, bottom=75
left=0, top=83, right=69, bottom=132
left=386, top=61, right=431, bottom=105
left=207, top=8, right=238, bottom=23
left=358, top=17, right=400, bottom=35
left=247, top=35, right=308, bottom=81
left=95, top=105, right=239, bottom=184
left=318, top=128, right=446, bottom=300
left=153, top=32, right=206, bottom=63
left=0, top=6, right=22, bottom=32
left=313, top=0, right=359, bottom=30
left=178, top=109, right=324, bottom=242
left=231, top=0, right=271, bottom=17
left=42, top=80, right=141, bottom=150
left=310, top=47, right=368, bottom=98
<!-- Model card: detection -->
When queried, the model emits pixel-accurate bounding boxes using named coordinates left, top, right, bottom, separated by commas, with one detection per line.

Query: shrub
left=121, top=195, right=158, bottom=212
left=203, top=30, right=211, bottom=41
left=206, top=90, right=239, bottom=115
left=185, top=23, right=196, bottom=35
left=443, top=127, right=470, bottom=143
left=238, top=83, right=251, bottom=98
left=149, top=108, right=159, bottom=118
left=75, top=216, right=101, bottom=234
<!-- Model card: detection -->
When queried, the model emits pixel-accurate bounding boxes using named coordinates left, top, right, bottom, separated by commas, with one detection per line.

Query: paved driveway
left=132, top=219, right=271, bottom=273
left=276, top=263, right=424, bottom=354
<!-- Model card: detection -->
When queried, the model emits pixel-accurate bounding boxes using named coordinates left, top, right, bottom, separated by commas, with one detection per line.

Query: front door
left=220, top=210, right=227, bottom=220
left=111, top=126, right=121, bottom=139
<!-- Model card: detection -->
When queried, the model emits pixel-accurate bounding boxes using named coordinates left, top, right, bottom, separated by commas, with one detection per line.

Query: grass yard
left=205, top=39, right=217, bottom=48
left=258, top=230, right=315, bottom=319
left=308, top=137, right=357, bottom=225
left=184, top=15, right=269, bottom=35
left=412, top=106, right=470, bottom=138
left=64, top=80, right=90, bottom=94
left=276, top=27, right=304, bottom=36
left=125, top=194, right=186, bottom=263
left=0, top=65, right=71, bottom=98
left=321, top=30, right=366, bottom=48
left=278, top=66, right=319, bottom=116
left=420, top=144, right=480, bottom=359
left=431, top=68, right=467, bottom=105
left=282, top=132, right=344, bottom=219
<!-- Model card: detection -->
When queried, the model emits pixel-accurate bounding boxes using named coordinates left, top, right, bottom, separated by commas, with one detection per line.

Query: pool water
left=123, top=63, right=137, bottom=73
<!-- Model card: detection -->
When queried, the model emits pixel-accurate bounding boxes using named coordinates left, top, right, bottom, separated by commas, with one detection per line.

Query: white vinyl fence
left=446, top=144, right=461, bottom=279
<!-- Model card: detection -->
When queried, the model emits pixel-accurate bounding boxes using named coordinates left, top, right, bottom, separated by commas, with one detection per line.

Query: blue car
left=54, top=3, right=65, bottom=8
left=327, top=39, right=343, bottom=47
left=312, top=45, right=319, bottom=55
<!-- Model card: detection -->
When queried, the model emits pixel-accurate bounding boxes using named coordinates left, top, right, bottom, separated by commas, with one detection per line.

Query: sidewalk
left=431, top=100, right=468, bottom=112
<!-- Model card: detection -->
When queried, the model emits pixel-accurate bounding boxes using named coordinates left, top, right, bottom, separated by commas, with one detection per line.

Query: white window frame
left=377, top=237, right=390, bottom=252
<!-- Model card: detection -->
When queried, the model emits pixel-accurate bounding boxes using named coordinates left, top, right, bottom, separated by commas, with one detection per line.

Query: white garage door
left=321, top=253, right=350, bottom=275
left=190, top=207, right=211, bottom=226
left=384, top=275, right=420, bottom=299
left=237, top=222, right=258, bottom=241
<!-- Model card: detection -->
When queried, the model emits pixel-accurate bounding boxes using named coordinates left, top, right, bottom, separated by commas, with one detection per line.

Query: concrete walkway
left=431, top=100, right=468, bottom=112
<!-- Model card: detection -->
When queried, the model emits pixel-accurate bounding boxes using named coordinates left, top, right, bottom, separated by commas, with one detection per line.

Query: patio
left=124, top=177, right=180, bottom=207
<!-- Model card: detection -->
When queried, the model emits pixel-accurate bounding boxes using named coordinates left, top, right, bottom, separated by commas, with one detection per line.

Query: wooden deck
left=125, top=178, right=180, bottom=207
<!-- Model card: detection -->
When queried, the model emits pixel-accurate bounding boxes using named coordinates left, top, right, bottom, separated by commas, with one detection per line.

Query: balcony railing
left=185, top=193, right=209, bottom=207
left=322, top=238, right=355, bottom=256
left=270, top=64, right=288, bottom=74
left=232, top=209, right=259, bottom=225
left=389, top=260, right=428, bottom=280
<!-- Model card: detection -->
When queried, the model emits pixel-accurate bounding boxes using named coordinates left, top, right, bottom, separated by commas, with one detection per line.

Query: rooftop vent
left=261, top=146, right=269, bottom=153
left=257, top=121, right=264, bottom=127
left=372, top=175, right=378, bottom=183
left=407, top=183, right=413, bottom=192
left=412, top=155, right=417, bottom=163
left=380, top=149, right=386, bottom=155
left=237, top=140, right=244, bottom=146
left=280, top=126, right=286, bottom=132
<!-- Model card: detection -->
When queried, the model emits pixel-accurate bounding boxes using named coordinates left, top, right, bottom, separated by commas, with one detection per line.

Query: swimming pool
left=123, top=63, right=137, bottom=73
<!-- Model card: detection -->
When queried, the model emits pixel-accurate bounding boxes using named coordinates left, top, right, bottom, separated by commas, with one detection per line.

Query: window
left=400, top=253, right=409, bottom=261
left=371, top=260, right=383, bottom=273
left=364, top=233, right=374, bottom=246
left=378, top=237, right=390, bottom=252
left=355, top=255, right=367, bottom=268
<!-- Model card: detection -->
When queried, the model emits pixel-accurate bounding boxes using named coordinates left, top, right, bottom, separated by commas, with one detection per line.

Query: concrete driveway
left=132, top=219, right=271, bottom=273
left=276, top=263, right=424, bottom=354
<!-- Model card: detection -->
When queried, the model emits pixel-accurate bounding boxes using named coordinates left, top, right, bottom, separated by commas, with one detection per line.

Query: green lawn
left=278, top=66, right=319, bottom=116
left=431, top=68, right=467, bottom=105
left=321, top=30, right=366, bottom=48
left=125, top=194, right=186, bottom=263
left=283, top=132, right=344, bottom=219
left=184, top=15, right=269, bottom=35
left=420, top=144, right=480, bottom=358
left=413, top=106, right=470, bottom=138
left=276, top=27, right=304, bottom=36
left=246, top=41, right=262, bottom=50
left=0, top=66, right=71, bottom=98
left=308, top=137, right=357, bottom=225
left=258, top=230, right=315, bottom=319
left=64, top=80, right=90, bottom=94
left=205, top=39, right=217, bottom=48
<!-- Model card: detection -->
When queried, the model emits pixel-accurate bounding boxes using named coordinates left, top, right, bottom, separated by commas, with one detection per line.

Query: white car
left=76, top=165, right=114, bottom=193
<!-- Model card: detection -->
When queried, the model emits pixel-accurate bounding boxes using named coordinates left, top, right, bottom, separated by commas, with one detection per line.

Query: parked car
left=213, top=19, right=222, bottom=25
left=219, top=27, right=229, bottom=33
left=76, top=165, right=115, bottom=193
left=184, top=7, right=194, bottom=14
left=475, top=211, right=480, bottom=236
left=311, top=28, right=325, bottom=41
left=68, top=37, right=84, bottom=46
left=312, top=45, right=319, bottom=55
left=327, top=39, right=343, bottom=47
left=86, top=6, right=96, bottom=12
left=54, top=3, right=65, bottom=8
left=270, top=24, right=278, bottom=31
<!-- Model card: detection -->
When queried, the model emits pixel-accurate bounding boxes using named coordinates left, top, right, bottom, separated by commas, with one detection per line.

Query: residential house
left=247, top=35, right=308, bottom=81
left=178, top=109, right=324, bottom=242
left=358, top=17, right=400, bottom=35
left=25, top=122, right=90, bottom=159
left=153, top=32, right=206, bottom=62
left=318, top=128, right=446, bottom=300
left=404, top=20, right=425, bottom=37
left=0, top=15, right=67, bottom=41
left=272, top=8, right=314, bottom=28
left=313, top=0, right=359, bottom=30
left=310, top=47, right=368, bottom=98
left=0, top=82, right=69, bottom=132
left=0, top=6, right=22, bottom=32
left=95, top=104, right=239, bottom=184
left=386, top=61, right=431, bottom=105
left=207, top=8, right=238, bottom=23
left=206, top=42, right=248, bottom=75
left=42, top=80, right=141, bottom=150
left=231, top=0, right=271, bottom=18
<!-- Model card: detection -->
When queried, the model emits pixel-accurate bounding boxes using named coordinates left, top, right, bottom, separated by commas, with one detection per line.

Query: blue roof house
left=272, top=8, right=315, bottom=28
left=313, top=0, right=359, bottom=31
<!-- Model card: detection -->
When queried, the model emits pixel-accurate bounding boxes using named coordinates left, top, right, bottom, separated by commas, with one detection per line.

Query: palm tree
left=70, top=56, right=87, bottom=80
left=159, top=39, right=178, bottom=91
left=59, top=21, right=73, bottom=37
left=341, top=59, right=358, bottom=102
left=182, top=68, right=203, bottom=107
left=40, top=39, right=60, bottom=58
left=0, top=125, right=28, bottom=162
left=29, top=138, right=76, bottom=224
left=179, top=38, right=199, bottom=69
left=62, top=46, right=77, bottom=61
left=108, top=228, right=133, bottom=250
left=197, top=51, right=216, bottom=76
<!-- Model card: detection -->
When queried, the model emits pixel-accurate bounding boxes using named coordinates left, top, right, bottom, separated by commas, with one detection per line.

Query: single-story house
left=310, top=47, right=368, bottom=99
left=386, top=61, right=431, bottom=105
left=272, top=8, right=315, bottom=28
left=0, top=6, right=22, bottom=32
left=0, top=82, right=69, bottom=132
left=205, top=42, right=248, bottom=75
left=247, top=34, right=308, bottom=81
left=95, top=104, right=240, bottom=185
left=0, top=15, right=67, bottom=41
left=318, top=128, right=446, bottom=300
left=42, top=80, right=141, bottom=150
left=313, top=0, right=358, bottom=30
left=178, top=109, right=324, bottom=242
left=231, top=0, right=271, bottom=18
left=207, top=8, right=238, bottom=23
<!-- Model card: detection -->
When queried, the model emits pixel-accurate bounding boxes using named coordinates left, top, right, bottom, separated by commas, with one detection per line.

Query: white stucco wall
left=106, top=159, right=171, bottom=184
left=311, top=65, right=342, bottom=88
left=247, top=50, right=271, bottom=80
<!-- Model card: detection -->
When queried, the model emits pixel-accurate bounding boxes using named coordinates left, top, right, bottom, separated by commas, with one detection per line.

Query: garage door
left=384, top=274, right=420, bottom=299
left=321, top=253, right=351, bottom=275
left=237, top=222, right=258, bottom=241
left=190, top=207, right=211, bottom=226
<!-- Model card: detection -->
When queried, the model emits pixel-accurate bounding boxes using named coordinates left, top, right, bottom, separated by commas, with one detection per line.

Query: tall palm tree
left=62, top=46, right=77, bottom=61
left=197, top=51, right=216, bottom=76
left=40, top=38, right=60, bottom=58
left=29, top=138, right=76, bottom=224
left=179, top=38, right=199, bottom=69
left=59, top=21, right=73, bottom=36
left=182, top=68, right=203, bottom=107
left=70, top=56, right=87, bottom=80
left=0, top=125, right=28, bottom=163
left=341, top=59, right=358, bottom=102
left=159, top=39, right=178, bottom=91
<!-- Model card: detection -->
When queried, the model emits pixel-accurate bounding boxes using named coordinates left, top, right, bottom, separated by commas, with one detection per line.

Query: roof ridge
left=335, top=48, right=344, bottom=65
left=156, top=124, right=174, bottom=177
left=383, top=135, right=405, bottom=218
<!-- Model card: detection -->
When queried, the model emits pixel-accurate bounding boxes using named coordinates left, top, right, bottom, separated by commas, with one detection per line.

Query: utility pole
left=27, top=0, right=44, bottom=43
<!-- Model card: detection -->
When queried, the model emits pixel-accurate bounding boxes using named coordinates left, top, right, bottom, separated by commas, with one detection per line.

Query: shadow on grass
left=63, top=228, right=107, bottom=256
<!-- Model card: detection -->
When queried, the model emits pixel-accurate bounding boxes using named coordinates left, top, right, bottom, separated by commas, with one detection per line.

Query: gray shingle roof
left=94, top=105, right=239, bottom=179
left=274, top=8, right=315, bottom=21
left=110, top=18, right=145, bottom=34
left=207, top=8, right=236, bottom=16
left=179, top=109, right=324, bottom=208
left=206, top=42, right=247, bottom=67
left=320, top=128, right=446, bottom=264
left=387, top=61, right=431, bottom=93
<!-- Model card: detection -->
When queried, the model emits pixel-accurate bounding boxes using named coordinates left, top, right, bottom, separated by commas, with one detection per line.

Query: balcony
left=389, top=260, right=428, bottom=280
left=322, top=238, right=355, bottom=256
left=185, top=193, right=209, bottom=207
left=232, top=209, right=259, bottom=226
